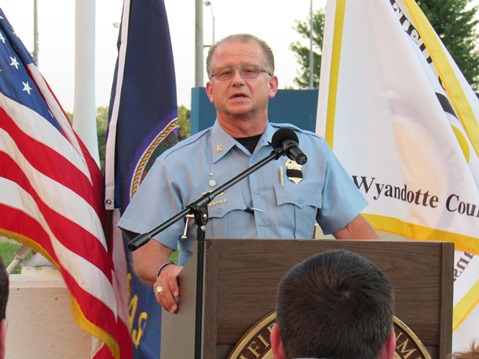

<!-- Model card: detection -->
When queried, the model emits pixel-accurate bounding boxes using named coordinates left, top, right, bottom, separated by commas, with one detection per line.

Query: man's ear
left=268, top=75, right=279, bottom=99
left=270, top=323, right=286, bottom=359
left=205, top=82, right=214, bottom=103
left=378, top=330, right=396, bottom=359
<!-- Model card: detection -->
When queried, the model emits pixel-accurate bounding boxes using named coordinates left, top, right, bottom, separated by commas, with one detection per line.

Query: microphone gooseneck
left=271, top=128, right=308, bottom=165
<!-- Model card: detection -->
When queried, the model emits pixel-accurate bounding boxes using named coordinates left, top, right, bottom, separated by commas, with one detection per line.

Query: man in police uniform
left=118, top=34, right=378, bottom=314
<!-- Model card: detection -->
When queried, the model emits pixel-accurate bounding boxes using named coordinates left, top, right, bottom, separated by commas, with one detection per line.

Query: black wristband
left=156, top=260, right=174, bottom=278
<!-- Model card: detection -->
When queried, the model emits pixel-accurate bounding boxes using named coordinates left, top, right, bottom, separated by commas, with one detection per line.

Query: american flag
left=0, top=8, right=130, bottom=358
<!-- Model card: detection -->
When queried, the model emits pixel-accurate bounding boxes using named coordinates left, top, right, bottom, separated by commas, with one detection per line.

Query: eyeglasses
left=210, top=65, right=272, bottom=81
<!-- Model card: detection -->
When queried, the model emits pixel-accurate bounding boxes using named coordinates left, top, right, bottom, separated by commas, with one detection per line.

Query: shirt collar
left=210, top=121, right=237, bottom=163
left=210, top=121, right=277, bottom=162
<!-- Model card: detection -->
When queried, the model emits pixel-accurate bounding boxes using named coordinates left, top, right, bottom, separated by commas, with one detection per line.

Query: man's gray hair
left=206, top=34, right=275, bottom=78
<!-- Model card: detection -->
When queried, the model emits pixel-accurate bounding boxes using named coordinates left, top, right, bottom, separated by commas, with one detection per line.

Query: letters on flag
left=317, top=0, right=479, bottom=351
left=104, top=0, right=178, bottom=357
left=0, top=8, right=130, bottom=359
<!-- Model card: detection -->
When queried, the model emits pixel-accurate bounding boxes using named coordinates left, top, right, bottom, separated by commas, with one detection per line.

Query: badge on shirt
left=285, top=159, right=303, bottom=184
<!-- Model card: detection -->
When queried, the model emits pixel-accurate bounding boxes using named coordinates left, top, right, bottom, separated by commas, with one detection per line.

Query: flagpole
left=33, top=0, right=39, bottom=65
left=195, top=0, right=204, bottom=87
left=72, top=0, right=100, bottom=164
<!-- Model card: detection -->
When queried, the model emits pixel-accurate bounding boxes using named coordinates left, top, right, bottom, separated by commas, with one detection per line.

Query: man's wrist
left=156, top=260, right=174, bottom=277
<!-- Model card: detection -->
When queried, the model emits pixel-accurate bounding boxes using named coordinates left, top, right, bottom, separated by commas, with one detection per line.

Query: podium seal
left=228, top=312, right=431, bottom=359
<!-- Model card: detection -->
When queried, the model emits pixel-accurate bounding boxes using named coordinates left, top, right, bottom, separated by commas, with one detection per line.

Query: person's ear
left=270, top=323, right=286, bottom=359
left=378, top=330, right=396, bottom=359
left=268, top=75, right=279, bottom=99
left=205, top=81, right=214, bottom=103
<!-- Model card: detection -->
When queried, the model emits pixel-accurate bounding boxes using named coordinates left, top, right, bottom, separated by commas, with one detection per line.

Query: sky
left=0, top=0, right=326, bottom=112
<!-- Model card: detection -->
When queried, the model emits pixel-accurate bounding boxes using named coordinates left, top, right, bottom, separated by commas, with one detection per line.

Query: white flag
left=317, top=0, right=479, bottom=351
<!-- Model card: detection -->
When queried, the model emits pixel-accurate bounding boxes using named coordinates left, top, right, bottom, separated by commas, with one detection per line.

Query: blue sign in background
left=190, top=88, right=319, bottom=135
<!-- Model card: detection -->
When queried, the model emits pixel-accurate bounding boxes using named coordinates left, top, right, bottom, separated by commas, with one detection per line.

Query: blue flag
left=104, top=0, right=178, bottom=357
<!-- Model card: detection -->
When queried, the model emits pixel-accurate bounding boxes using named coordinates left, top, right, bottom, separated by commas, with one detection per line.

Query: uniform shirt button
left=216, top=208, right=223, bottom=214
left=298, top=198, right=304, bottom=204
left=259, top=220, right=265, bottom=226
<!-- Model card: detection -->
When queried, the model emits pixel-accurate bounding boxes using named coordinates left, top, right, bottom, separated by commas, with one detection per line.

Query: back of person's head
left=0, top=258, right=9, bottom=359
left=0, top=259, right=8, bottom=321
left=274, top=249, right=395, bottom=359
left=449, top=340, right=479, bottom=358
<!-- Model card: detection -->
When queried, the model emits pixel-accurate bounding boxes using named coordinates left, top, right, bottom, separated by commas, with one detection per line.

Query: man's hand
left=131, top=238, right=183, bottom=313
left=154, top=263, right=183, bottom=314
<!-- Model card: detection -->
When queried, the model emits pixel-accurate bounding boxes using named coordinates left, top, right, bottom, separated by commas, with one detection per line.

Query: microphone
left=271, top=128, right=308, bottom=165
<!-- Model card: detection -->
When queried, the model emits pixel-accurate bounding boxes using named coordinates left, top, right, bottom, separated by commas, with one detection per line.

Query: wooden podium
left=161, top=239, right=453, bottom=359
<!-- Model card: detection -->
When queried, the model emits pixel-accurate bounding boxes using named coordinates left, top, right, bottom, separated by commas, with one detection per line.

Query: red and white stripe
left=0, top=70, right=129, bottom=358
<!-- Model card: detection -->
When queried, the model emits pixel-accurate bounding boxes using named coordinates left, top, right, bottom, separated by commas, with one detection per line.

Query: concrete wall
left=6, top=268, right=90, bottom=358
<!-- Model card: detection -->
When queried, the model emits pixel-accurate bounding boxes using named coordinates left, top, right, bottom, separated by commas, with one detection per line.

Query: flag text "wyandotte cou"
left=353, top=176, right=479, bottom=218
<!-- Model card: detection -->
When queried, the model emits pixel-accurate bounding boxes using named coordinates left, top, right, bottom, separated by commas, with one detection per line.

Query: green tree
left=291, top=1, right=479, bottom=90
left=178, top=105, right=191, bottom=140
left=290, top=8, right=325, bottom=89
left=96, top=106, right=108, bottom=172
left=417, top=0, right=479, bottom=90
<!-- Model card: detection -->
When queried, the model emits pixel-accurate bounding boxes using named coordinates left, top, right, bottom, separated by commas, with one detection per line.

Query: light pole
left=204, top=0, right=215, bottom=46
left=33, top=0, right=39, bottom=65
left=309, top=0, right=314, bottom=89
left=195, top=0, right=204, bottom=87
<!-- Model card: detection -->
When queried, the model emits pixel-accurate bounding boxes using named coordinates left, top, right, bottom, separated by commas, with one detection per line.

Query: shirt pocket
left=206, top=189, right=252, bottom=237
left=273, top=183, right=322, bottom=238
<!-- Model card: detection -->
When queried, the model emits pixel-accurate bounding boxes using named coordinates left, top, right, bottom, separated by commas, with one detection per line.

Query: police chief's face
left=206, top=39, right=278, bottom=125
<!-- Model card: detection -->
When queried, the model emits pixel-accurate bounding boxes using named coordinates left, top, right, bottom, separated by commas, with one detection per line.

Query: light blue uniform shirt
left=118, top=122, right=367, bottom=265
